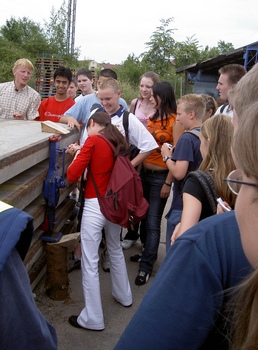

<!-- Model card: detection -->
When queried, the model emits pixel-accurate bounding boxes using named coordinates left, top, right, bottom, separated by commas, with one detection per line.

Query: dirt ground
left=35, top=198, right=171, bottom=350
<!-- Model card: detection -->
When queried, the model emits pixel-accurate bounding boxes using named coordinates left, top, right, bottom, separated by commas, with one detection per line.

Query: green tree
left=0, top=36, right=35, bottom=82
left=141, top=18, right=176, bottom=79
left=117, top=53, right=144, bottom=87
left=173, top=35, right=203, bottom=69
left=0, top=17, right=49, bottom=56
left=217, top=40, right=234, bottom=53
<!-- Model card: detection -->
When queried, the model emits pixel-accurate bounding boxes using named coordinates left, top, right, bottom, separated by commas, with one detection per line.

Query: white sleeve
left=127, top=113, right=158, bottom=153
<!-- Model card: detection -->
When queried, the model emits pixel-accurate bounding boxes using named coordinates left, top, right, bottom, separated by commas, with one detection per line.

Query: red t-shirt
left=67, top=135, right=114, bottom=198
left=38, top=96, right=75, bottom=122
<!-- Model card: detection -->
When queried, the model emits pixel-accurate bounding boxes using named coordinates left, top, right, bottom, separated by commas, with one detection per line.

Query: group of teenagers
left=1, top=57, right=258, bottom=349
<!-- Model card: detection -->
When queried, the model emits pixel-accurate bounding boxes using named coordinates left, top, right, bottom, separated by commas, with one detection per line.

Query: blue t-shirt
left=114, top=211, right=252, bottom=350
left=171, top=129, right=202, bottom=210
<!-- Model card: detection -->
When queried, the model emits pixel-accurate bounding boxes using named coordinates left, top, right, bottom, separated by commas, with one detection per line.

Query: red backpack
left=89, top=135, right=149, bottom=228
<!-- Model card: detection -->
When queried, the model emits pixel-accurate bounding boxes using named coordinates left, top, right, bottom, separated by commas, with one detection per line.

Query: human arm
left=64, top=95, right=94, bottom=124
left=130, top=150, right=152, bottom=168
left=164, top=157, right=189, bottom=180
left=24, top=92, right=41, bottom=120
left=172, top=120, right=184, bottom=145
left=127, top=113, right=158, bottom=155
left=161, top=134, right=196, bottom=180
left=129, top=98, right=137, bottom=113
left=171, top=192, right=202, bottom=243
left=67, top=139, right=93, bottom=183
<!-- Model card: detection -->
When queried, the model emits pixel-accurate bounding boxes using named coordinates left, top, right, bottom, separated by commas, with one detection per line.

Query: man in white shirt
left=214, top=63, right=246, bottom=118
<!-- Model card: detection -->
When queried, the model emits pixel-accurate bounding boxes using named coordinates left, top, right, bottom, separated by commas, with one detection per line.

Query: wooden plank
left=41, top=121, right=70, bottom=134
left=0, top=120, right=80, bottom=184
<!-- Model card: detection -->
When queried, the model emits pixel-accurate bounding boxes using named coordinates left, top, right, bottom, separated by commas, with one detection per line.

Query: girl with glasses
left=227, top=100, right=258, bottom=349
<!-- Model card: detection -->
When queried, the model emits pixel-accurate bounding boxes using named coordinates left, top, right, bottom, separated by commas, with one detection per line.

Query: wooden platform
left=0, top=119, right=81, bottom=289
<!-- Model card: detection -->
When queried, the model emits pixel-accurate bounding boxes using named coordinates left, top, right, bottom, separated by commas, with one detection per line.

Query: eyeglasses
left=224, top=169, right=258, bottom=195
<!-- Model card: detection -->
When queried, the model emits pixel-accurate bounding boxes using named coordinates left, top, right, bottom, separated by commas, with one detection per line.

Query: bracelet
left=164, top=181, right=172, bottom=187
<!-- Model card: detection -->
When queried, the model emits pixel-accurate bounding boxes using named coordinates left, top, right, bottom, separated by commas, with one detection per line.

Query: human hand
left=216, top=197, right=231, bottom=213
left=160, top=183, right=171, bottom=198
left=216, top=201, right=231, bottom=214
left=161, top=143, right=173, bottom=157
left=13, top=112, right=24, bottom=120
left=67, top=116, right=81, bottom=131
left=66, top=143, right=81, bottom=156
left=171, top=222, right=181, bottom=245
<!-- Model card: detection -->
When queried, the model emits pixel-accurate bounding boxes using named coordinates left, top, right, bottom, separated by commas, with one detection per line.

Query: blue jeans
left=139, top=168, right=168, bottom=275
left=165, top=208, right=182, bottom=252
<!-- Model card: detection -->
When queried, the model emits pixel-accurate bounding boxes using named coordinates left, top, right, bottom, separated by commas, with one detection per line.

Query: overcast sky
left=1, top=0, right=257, bottom=64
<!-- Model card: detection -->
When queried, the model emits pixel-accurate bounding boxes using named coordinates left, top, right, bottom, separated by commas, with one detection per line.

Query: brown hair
left=232, top=63, right=258, bottom=119
left=87, top=111, right=128, bottom=155
left=218, top=64, right=246, bottom=86
left=199, top=114, right=236, bottom=207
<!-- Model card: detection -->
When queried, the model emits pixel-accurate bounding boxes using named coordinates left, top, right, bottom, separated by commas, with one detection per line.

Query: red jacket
left=67, top=135, right=114, bottom=198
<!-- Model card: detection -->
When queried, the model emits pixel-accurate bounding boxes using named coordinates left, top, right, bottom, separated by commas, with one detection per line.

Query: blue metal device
left=40, top=135, right=67, bottom=242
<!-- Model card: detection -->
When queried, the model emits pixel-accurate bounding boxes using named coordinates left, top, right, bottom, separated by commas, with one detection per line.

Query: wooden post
left=44, top=243, right=69, bottom=300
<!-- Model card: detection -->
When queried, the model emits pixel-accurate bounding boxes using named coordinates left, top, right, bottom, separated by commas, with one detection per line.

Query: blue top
left=0, top=207, right=57, bottom=349
left=114, top=211, right=252, bottom=350
left=171, top=129, right=202, bottom=210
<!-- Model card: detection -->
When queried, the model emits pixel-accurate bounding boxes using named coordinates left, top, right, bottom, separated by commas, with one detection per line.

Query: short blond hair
left=98, top=78, right=120, bottom=93
left=13, top=58, right=34, bottom=72
left=177, top=93, right=205, bottom=121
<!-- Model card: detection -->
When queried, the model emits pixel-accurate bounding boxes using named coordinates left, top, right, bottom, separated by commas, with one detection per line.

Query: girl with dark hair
left=67, top=111, right=132, bottom=331
left=135, top=81, right=183, bottom=285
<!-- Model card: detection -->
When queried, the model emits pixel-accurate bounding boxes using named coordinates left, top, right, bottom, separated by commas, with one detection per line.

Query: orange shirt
left=144, top=114, right=176, bottom=168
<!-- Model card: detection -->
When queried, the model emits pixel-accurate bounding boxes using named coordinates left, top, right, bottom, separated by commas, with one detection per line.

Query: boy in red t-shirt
left=37, top=66, right=80, bottom=130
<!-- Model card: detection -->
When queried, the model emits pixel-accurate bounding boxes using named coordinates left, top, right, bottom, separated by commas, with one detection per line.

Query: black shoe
left=68, top=259, right=81, bottom=273
left=130, top=254, right=142, bottom=262
left=135, top=271, right=149, bottom=286
left=69, top=316, right=104, bottom=331
left=69, top=315, right=83, bottom=328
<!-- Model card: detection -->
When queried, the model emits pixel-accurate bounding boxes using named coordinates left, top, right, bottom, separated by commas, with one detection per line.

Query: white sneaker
left=120, top=239, right=138, bottom=250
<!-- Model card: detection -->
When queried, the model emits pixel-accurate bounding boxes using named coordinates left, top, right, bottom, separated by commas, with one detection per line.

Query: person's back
left=0, top=202, right=57, bottom=349
left=114, top=211, right=252, bottom=350
left=0, top=58, right=41, bottom=120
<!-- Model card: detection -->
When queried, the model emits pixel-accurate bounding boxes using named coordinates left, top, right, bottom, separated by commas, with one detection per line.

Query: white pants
left=77, top=198, right=132, bottom=330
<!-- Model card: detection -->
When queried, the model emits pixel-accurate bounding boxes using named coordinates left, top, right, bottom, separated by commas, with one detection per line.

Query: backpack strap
left=184, top=170, right=218, bottom=214
left=122, top=110, right=130, bottom=143
left=185, top=129, right=200, bottom=139
left=219, top=103, right=229, bottom=114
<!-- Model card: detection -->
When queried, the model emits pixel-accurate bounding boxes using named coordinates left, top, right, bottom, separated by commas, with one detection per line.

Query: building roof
left=176, top=41, right=258, bottom=75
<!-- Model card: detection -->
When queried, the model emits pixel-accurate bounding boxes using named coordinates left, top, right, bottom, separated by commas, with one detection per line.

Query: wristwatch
left=163, top=155, right=173, bottom=163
